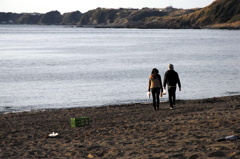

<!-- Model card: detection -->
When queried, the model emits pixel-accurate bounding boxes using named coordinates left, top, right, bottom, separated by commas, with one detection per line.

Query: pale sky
left=0, top=0, right=215, bottom=14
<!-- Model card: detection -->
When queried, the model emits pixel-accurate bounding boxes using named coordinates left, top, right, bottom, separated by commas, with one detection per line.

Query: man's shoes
left=170, top=107, right=174, bottom=110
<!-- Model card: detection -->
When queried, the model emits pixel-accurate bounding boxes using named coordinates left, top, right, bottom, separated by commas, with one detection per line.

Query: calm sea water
left=0, top=25, right=239, bottom=113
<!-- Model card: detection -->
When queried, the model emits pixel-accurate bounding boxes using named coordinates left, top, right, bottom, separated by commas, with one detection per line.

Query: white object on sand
left=217, top=135, right=239, bottom=141
left=48, top=132, right=59, bottom=137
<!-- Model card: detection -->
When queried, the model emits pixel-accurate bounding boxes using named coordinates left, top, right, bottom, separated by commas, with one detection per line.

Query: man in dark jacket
left=163, top=64, right=181, bottom=109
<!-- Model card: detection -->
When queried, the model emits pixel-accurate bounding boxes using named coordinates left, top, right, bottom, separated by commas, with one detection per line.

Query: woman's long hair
left=151, top=68, right=159, bottom=75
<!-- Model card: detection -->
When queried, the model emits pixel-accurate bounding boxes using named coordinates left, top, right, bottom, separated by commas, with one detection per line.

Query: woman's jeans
left=168, top=86, right=176, bottom=108
left=151, top=88, right=160, bottom=110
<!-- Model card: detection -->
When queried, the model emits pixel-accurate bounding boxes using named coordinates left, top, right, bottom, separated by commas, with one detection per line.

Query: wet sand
left=1, top=95, right=240, bottom=158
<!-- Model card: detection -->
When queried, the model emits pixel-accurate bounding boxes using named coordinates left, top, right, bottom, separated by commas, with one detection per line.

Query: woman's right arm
left=148, top=78, right=151, bottom=91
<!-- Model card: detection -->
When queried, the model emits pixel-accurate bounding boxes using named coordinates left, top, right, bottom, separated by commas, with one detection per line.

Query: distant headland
left=0, top=0, right=239, bottom=29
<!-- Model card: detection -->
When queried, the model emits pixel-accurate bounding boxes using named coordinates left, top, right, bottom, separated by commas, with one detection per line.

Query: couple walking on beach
left=148, top=64, right=181, bottom=110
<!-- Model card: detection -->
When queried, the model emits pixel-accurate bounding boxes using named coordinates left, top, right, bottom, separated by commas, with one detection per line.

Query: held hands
left=163, top=87, right=181, bottom=91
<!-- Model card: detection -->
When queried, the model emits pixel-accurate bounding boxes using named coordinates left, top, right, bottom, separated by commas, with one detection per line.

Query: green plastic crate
left=71, top=117, right=90, bottom=127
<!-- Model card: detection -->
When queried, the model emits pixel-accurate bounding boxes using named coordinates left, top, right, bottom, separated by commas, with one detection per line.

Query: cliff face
left=15, top=13, right=42, bottom=24
left=0, top=11, right=82, bottom=25
left=38, top=11, right=62, bottom=25
left=78, top=8, right=121, bottom=25
left=62, top=11, right=83, bottom=25
left=0, top=0, right=239, bottom=29
left=77, top=8, right=176, bottom=27
left=0, top=12, right=23, bottom=24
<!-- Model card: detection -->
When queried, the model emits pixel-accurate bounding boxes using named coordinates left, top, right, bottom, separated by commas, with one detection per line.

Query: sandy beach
left=1, top=95, right=240, bottom=159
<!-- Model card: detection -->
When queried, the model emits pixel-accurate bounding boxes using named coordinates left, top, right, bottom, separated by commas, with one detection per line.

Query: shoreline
left=1, top=95, right=240, bottom=158
left=1, top=94, right=240, bottom=115
left=2, top=24, right=240, bottom=30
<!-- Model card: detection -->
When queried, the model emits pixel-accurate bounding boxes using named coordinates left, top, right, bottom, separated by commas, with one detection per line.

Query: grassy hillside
left=145, top=0, right=240, bottom=29
left=182, top=0, right=240, bottom=27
